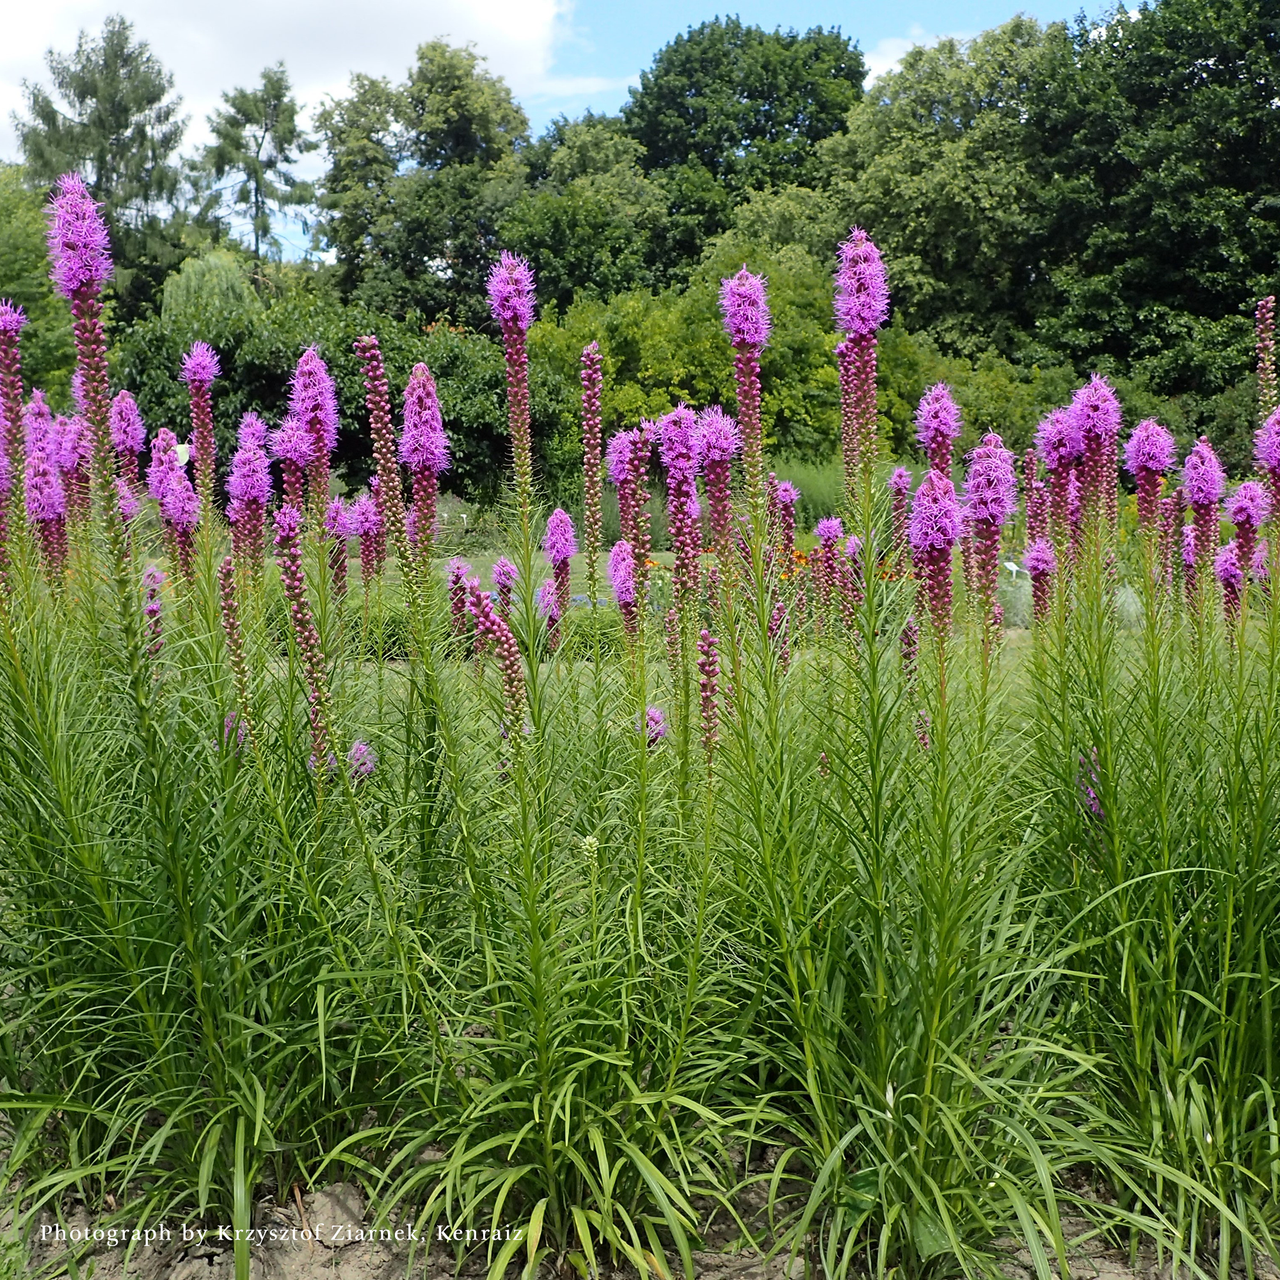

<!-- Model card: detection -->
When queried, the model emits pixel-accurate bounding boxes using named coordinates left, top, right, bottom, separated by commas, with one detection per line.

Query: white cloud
left=861, top=24, right=976, bottom=86
left=0, top=0, right=578, bottom=161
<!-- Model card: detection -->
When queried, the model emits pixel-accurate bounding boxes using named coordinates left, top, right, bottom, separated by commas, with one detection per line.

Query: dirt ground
left=17, top=1183, right=1280, bottom=1280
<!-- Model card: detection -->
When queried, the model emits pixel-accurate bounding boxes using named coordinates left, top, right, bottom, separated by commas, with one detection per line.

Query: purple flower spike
left=1125, top=418, right=1175, bottom=533
left=493, top=557, right=518, bottom=592
left=0, top=301, right=27, bottom=335
left=915, top=383, right=962, bottom=473
left=180, top=341, right=221, bottom=386
left=1124, top=419, right=1176, bottom=477
left=349, top=740, right=377, bottom=780
left=486, top=251, right=536, bottom=333
left=1228, top=480, right=1271, bottom=531
left=909, top=469, right=963, bottom=640
left=719, top=266, right=771, bottom=348
left=1184, top=435, right=1226, bottom=569
left=1216, top=540, right=1245, bottom=621
left=110, top=390, right=146, bottom=457
left=834, top=227, right=890, bottom=337
left=815, top=516, right=844, bottom=547
left=289, top=347, right=339, bottom=454
left=544, top=508, right=577, bottom=565
left=1035, top=408, right=1083, bottom=472
left=640, top=706, right=667, bottom=746
left=696, top=406, right=741, bottom=463
left=46, top=173, right=112, bottom=299
left=964, top=433, right=1018, bottom=526
left=889, top=467, right=912, bottom=496
left=400, top=363, right=450, bottom=475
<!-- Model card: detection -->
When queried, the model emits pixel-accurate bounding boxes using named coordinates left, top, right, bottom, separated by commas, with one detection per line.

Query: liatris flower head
left=270, top=414, right=314, bottom=469
left=909, top=470, right=964, bottom=552
left=46, top=173, right=112, bottom=298
left=1034, top=408, right=1083, bottom=471
left=639, top=706, right=667, bottom=746
left=109, top=390, right=145, bottom=457
left=325, top=497, right=349, bottom=538
left=543, top=508, right=577, bottom=565
left=55, top=415, right=91, bottom=474
left=889, top=466, right=913, bottom=497
left=0, top=300, right=27, bottom=336
left=1182, top=523, right=1197, bottom=567
left=487, top=250, right=536, bottom=332
left=180, top=341, right=220, bottom=386
left=147, top=429, right=182, bottom=501
left=696, top=406, right=741, bottom=462
left=844, top=533, right=863, bottom=563
left=915, top=383, right=962, bottom=471
left=289, top=347, right=340, bottom=453
left=659, top=404, right=699, bottom=476
left=964, top=432, right=1018, bottom=525
left=776, top=480, right=799, bottom=508
left=815, top=516, right=844, bottom=547
left=400, top=362, right=450, bottom=474
left=25, top=448, right=66, bottom=521
left=345, top=493, right=379, bottom=535
left=834, top=226, right=890, bottom=337
left=1183, top=436, right=1226, bottom=507
left=1229, top=480, right=1271, bottom=530
left=493, top=557, right=518, bottom=594
left=605, top=428, right=642, bottom=485
left=1255, top=407, right=1280, bottom=474
left=227, top=433, right=272, bottom=506
left=536, top=578, right=561, bottom=622
left=1024, top=538, right=1057, bottom=578
left=348, top=740, right=377, bottom=780
left=116, top=477, right=139, bottom=522
left=1070, top=374, right=1121, bottom=444
left=1124, top=418, right=1176, bottom=476
left=1215, top=540, right=1244, bottom=589
left=608, top=539, right=636, bottom=606
left=1254, top=539, right=1270, bottom=579
left=237, top=411, right=268, bottom=449
left=719, top=266, right=771, bottom=347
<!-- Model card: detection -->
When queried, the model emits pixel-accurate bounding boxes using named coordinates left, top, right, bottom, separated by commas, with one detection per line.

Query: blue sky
left=522, top=0, right=1090, bottom=133
left=1, top=0, right=1096, bottom=255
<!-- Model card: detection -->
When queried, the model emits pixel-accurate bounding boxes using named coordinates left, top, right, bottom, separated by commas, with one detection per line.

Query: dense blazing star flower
left=1255, top=407, right=1280, bottom=508
left=964, top=433, right=1017, bottom=632
left=227, top=413, right=272, bottom=566
left=775, top=479, right=800, bottom=559
left=181, top=341, right=221, bottom=511
left=1124, top=418, right=1176, bottom=532
left=109, top=390, right=146, bottom=474
left=640, top=706, right=668, bottom=746
left=344, top=493, right=383, bottom=588
left=486, top=251, right=536, bottom=334
left=116, top=476, right=139, bottom=523
left=269, top=415, right=313, bottom=507
left=487, top=252, right=537, bottom=516
left=1067, top=374, right=1122, bottom=526
left=719, top=267, right=771, bottom=348
left=909, top=470, right=963, bottom=640
left=287, top=348, right=339, bottom=503
left=46, top=173, right=112, bottom=299
left=325, top=498, right=352, bottom=597
left=697, top=406, right=740, bottom=553
left=0, top=301, right=26, bottom=337
left=544, top=507, right=577, bottom=622
left=661, top=406, right=702, bottom=613
left=1183, top=436, right=1226, bottom=568
left=180, top=341, right=220, bottom=387
left=1227, top=479, right=1271, bottom=574
left=834, top=227, right=889, bottom=338
left=609, top=539, right=638, bottom=637
left=400, top=362, right=449, bottom=553
left=467, top=581, right=527, bottom=729
left=349, top=740, right=377, bottom=780
left=492, top=556, right=518, bottom=614
left=1024, top=537, right=1057, bottom=624
left=834, top=229, right=888, bottom=495
left=1215, top=540, right=1245, bottom=620
left=719, top=268, right=769, bottom=505
left=915, top=384, right=962, bottom=473
left=1035, top=408, right=1083, bottom=473
left=0, top=302, right=27, bottom=496
left=447, top=558, right=472, bottom=636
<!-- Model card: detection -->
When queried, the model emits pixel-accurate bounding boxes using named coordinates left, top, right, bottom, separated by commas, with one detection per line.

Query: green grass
left=1, top=490, right=1277, bottom=1280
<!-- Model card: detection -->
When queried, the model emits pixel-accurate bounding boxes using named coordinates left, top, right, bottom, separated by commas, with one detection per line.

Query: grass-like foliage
left=1, top=209, right=1278, bottom=1280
